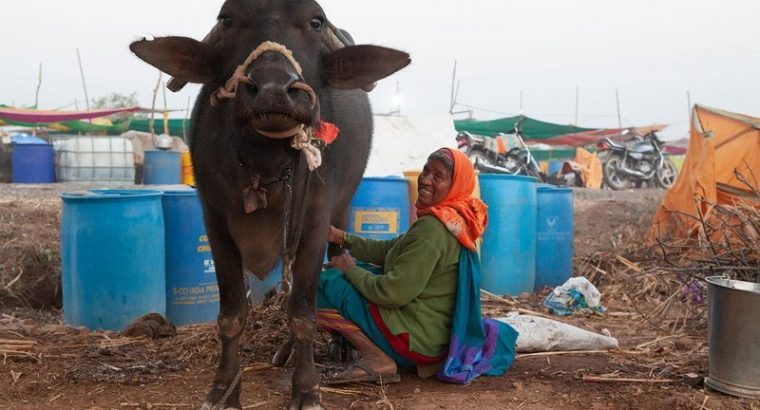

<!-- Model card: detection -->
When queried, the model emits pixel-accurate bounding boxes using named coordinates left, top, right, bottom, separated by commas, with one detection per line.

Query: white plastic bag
left=543, top=276, right=605, bottom=315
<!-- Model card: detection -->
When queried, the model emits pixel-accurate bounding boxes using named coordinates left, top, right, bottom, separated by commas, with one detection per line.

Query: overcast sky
left=2, top=0, right=758, bottom=139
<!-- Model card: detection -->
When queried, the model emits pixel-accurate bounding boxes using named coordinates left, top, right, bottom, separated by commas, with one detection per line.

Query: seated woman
left=318, top=148, right=517, bottom=385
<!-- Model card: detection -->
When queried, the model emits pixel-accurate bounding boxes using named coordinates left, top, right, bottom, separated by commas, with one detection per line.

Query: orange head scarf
left=416, top=148, right=488, bottom=252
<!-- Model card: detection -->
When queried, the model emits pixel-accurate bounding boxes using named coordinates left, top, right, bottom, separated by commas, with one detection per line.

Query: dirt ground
left=1, top=184, right=758, bottom=410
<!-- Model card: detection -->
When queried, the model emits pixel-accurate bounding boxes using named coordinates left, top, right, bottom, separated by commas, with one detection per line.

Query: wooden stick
left=635, top=333, right=687, bottom=350
left=479, top=290, right=555, bottom=319
left=0, top=349, right=37, bottom=357
left=517, top=350, right=644, bottom=358
left=698, top=395, right=709, bottom=410
left=582, top=376, right=678, bottom=383
left=149, top=71, right=163, bottom=136
left=516, top=308, right=556, bottom=320
left=162, top=81, right=169, bottom=135
left=243, top=363, right=272, bottom=373
left=76, top=48, right=90, bottom=110
left=242, top=402, right=268, bottom=409
left=480, top=289, right=516, bottom=305
left=320, top=386, right=363, bottom=396
left=519, top=350, right=608, bottom=358
left=605, top=312, right=640, bottom=317
left=617, top=255, right=642, bottom=273
left=34, top=63, right=42, bottom=109
left=0, top=339, right=38, bottom=345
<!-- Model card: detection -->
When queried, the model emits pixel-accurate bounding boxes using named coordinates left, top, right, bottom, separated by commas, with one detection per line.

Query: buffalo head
left=130, top=0, right=410, bottom=139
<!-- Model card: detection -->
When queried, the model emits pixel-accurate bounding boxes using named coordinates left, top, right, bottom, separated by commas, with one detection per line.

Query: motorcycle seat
left=606, top=139, right=626, bottom=149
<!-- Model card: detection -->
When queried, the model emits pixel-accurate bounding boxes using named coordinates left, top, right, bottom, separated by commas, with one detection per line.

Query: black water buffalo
left=130, top=1, right=410, bottom=409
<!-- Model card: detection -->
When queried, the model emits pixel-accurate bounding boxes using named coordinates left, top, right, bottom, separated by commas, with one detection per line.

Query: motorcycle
left=596, top=131, right=678, bottom=190
left=456, top=125, right=545, bottom=181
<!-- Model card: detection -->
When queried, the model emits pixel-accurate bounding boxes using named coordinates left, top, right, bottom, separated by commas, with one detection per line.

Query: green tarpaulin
left=530, top=148, right=577, bottom=162
left=128, top=118, right=189, bottom=138
left=454, top=115, right=595, bottom=140
left=61, top=118, right=133, bottom=134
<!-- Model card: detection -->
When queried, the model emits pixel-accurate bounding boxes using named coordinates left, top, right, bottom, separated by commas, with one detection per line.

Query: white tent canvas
left=364, top=114, right=458, bottom=177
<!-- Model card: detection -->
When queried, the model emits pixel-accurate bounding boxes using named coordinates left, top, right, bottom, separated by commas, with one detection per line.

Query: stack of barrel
left=60, top=172, right=572, bottom=331
left=478, top=176, right=574, bottom=295
left=61, top=188, right=219, bottom=331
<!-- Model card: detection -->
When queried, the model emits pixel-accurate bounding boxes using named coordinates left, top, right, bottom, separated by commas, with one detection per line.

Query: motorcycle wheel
left=655, top=159, right=678, bottom=189
left=602, top=155, right=630, bottom=190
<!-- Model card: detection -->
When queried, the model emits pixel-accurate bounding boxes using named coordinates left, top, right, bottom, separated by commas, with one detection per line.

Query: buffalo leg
left=201, top=214, right=246, bottom=410
left=286, top=239, right=326, bottom=410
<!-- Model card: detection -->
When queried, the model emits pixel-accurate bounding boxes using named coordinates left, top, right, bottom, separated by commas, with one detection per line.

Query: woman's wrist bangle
left=342, top=231, right=352, bottom=250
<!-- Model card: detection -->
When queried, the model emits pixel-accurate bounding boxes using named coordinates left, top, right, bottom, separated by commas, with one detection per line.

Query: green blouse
left=344, top=215, right=461, bottom=357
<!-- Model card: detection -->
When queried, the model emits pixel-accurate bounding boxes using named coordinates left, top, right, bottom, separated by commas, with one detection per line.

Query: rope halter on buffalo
left=211, top=41, right=325, bottom=171
left=213, top=41, right=342, bottom=303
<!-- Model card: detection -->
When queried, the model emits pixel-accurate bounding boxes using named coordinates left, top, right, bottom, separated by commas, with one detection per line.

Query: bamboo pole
left=615, top=89, right=622, bottom=131
left=582, top=375, right=678, bottom=383
left=34, top=63, right=42, bottom=109
left=76, top=49, right=90, bottom=110
left=162, top=81, right=169, bottom=135
left=149, top=71, right=163, bottom=137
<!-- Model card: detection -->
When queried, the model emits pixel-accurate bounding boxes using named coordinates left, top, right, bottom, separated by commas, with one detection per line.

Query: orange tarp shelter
left=574, top=148, right=602, bottom=189
left=647, top=105, right=760, bottom=241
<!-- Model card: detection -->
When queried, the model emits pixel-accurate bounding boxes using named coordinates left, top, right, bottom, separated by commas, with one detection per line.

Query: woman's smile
left=417, top=158, right=453, bottom=207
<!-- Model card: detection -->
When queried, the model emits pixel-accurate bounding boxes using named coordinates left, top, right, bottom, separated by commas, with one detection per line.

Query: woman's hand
left=327, top=225, right=345, bottom=245
left=326, top=252, right=356, bottom=273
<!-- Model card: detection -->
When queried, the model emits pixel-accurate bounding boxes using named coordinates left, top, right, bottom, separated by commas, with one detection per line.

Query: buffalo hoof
left=200, top=402, right=240, bottom=410
left=271, top=338, right=294, bottom=367
left=201, top=377, right=242, bottom=410
left=287, top=389, right=324, bottom=410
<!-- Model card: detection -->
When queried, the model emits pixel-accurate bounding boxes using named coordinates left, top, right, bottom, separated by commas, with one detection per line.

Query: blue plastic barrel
left=162, top=189, right=219, bottom=326
left=12, top=143, right=55, bottom=183
left=548, top=160, right=564, bottom=175
left=249, top=260, right=283, bottom=303
left=61, top=190, right=166, bottom=331
left=478, top=174, right=537, bottom=296
left=349, top=177, right=410, bottom=240
left=144, top=150, right=181, bottom=185
left=535, top=186, right=574, bottom=290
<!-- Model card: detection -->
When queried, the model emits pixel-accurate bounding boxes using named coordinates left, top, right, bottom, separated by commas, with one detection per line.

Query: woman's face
left=417, top=158, right=453, bottom=207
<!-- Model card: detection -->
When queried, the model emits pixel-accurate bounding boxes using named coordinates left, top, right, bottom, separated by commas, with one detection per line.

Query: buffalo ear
left=323, top=45, right=410, bottom=90
left=129, top=36, right=221, bottom=86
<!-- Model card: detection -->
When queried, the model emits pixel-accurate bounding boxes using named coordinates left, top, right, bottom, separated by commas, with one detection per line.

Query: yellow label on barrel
left=353, top=208, right=399, bottom=234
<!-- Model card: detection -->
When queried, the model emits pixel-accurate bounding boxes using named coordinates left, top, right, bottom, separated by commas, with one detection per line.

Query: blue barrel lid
left=478, top=174, right=538, bottom=183
left=538, top=184, right=573, bottom=193
left=62, top=189, right=163, bottom=201
left=162, top=188, right=197, bottom=196
left=88, top=189, right=164, bottom=196
left=361, top=176, right=407, bottom=181
left=11, top=133, right=48, bottom=145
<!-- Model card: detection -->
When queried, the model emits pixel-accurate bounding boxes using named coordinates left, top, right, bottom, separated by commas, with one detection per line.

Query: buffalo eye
left=219, top=15, right=233, bottom=28
left=309, top=16, right=324, bottom=30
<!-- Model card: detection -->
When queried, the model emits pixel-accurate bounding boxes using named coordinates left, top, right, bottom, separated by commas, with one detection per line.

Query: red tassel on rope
left=316, top=121, right=340, bottom=145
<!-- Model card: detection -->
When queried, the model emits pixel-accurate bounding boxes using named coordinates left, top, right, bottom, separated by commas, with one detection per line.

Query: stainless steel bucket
left=705, top=276, right=760, bottom=399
